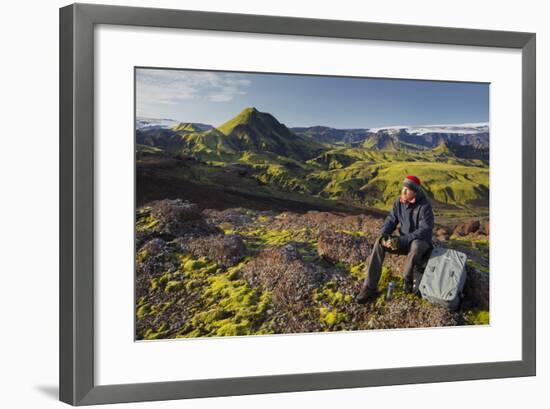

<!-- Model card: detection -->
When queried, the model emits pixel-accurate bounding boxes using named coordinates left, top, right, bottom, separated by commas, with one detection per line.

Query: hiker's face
left=401, top=186, right=415, bottom=201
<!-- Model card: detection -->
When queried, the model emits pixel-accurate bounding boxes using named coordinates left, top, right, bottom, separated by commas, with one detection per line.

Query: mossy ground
left=136, top=252, right=280, bottom=340
left=136, top=208, right=489, bottom=340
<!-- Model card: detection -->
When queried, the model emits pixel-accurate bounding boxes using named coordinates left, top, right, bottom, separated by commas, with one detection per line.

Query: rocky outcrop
left=135, top=238, right=181, bottom=293
left=482, top=220, right=490, bottom=236
left=452, top=219, right=489, bottom=237
left=201, top=207, right=258, bottom=228
left=434, top=225, right=452, bottom=241
left=463, top=265, right=490, bottom=310
left=368, top=297, right=459, bottom=329
left=148, top=198, right=222, bottom=237
left=176, top=233, right=247, bottom=268
left=317, top=230, right=370, bottom=265
left=241, top=243, right=328, bottom=308
left=271, top=211, right=374, bottom=235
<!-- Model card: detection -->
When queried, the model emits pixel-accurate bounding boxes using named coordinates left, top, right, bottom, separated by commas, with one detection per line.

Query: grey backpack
left=419, top=246, right=468, bottom=310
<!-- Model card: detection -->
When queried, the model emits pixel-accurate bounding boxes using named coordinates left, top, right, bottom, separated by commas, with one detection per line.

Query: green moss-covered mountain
left=216, top=107, right=325, bottom=159
left=149, top=107, right=325, bottom=163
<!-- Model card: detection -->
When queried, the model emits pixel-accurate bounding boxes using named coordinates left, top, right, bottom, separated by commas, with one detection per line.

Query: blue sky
left=136, top=68, right=489, bottom=129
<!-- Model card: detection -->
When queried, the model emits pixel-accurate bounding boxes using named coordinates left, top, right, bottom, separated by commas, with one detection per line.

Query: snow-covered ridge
left=136, top=117, right=180, bottom=129
left=137, top=116, right=490, bottom=136
left=369, top=122, right=489, bottom=135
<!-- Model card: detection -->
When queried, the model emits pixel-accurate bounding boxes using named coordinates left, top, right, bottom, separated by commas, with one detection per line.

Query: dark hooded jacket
left=379, top=187, right=434, bottom=249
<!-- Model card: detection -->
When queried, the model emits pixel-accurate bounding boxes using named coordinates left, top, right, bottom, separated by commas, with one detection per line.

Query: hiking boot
left=356, top=287, right=378, bottom=304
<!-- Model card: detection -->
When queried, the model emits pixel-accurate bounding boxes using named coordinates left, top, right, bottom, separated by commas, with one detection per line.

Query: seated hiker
left=356, top=175, right=434, bottom=304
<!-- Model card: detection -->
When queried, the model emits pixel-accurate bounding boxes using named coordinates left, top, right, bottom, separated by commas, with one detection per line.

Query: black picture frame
left=59, top=3, right=536, bottom=406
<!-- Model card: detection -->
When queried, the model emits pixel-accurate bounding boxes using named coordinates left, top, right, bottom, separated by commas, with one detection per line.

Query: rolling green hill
left=362, top=132, right=404, bottom=151
left=306, top=159, right=487, bottom=209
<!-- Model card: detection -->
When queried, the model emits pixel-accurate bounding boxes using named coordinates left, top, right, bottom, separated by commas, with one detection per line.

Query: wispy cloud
left=136, top=69, right=251, bottom=106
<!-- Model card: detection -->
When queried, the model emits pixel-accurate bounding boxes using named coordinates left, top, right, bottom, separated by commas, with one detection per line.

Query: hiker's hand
left=381, top=236, right=395, bottom=249
left=389, top=237, right=400, bottom=250
left=383, top=236, right=399, bottom=250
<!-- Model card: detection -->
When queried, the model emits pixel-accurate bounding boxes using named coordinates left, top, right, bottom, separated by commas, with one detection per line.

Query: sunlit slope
left=308, top=160, right=488, bottom=210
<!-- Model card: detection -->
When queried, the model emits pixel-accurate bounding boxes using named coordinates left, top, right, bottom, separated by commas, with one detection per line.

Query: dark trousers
left=362, top=235, right=432, bottom=290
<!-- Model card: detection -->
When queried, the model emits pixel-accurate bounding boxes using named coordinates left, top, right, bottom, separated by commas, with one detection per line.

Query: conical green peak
left=217, top=107, right=264, bottom=135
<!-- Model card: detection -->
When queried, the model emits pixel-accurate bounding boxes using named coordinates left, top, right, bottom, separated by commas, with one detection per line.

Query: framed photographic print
left=59, top=3, right=536, bottom=406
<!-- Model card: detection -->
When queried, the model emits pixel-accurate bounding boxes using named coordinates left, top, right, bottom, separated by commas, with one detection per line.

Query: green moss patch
left=143, top=321, right=170, bottom=340
left=137, top=253, right=275, bottom=339
left=319, top=307, right=348, bottom=329
left=165, top=280, right=184, bottom=293
left=183, top=270, right=272, bottom=337
left=136, top=304, right=152, bottom=319
left=183, top=259, right=206, bottom=271
left=464, top=310, right=490, bottom=325
left=136, top=207, right=159, bottom=233
left=313, top=283, right=353, bottom=306
left=349, top=263, right=366, bottom=281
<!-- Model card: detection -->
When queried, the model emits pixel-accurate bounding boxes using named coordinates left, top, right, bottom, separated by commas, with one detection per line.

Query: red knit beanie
left=403, top=175, right=421, bottom=192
